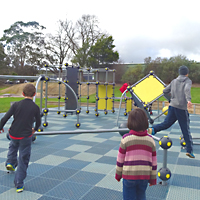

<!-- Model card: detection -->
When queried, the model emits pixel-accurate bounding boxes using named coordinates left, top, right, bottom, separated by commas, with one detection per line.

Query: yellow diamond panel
left=132, top=75, right=165, bottom=105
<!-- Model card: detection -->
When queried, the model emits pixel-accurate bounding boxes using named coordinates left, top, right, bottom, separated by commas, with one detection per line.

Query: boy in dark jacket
left=0, top=84, right=41, bottom=192
left=148, top=66, right=194, bottom=158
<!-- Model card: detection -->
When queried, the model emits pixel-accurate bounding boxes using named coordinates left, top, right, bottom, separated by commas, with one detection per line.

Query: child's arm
left=33, top=107, right=41, bottom=132
left=115, top=140, right=126, bottom=181
left=149, top=140, right=157, bottom=185
left=0, top=105, right=15, bottom=132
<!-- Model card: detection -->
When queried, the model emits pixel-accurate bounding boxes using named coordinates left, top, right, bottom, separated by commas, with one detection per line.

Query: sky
left=1, top=0, right=200, bottom=63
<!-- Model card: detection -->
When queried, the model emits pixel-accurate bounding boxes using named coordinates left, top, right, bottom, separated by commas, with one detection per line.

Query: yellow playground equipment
left=117, top=71, right=170, bottom=125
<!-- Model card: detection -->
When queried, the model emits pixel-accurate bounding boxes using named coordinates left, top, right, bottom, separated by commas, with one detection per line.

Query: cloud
left=114, top=18, right=200, bottom=63
left=1, top=0, right=200, bottom=63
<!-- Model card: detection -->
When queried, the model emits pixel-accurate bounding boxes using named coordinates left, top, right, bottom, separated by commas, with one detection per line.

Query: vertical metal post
left=112, top=70, right=115, bottom=112
left=95, top=70, right=99, bottom=114
left=40, top=81, right=43, bottom=112
left=87, top=70, right=90, bottom=111
left=162, top=149, right=168, bottom=186
left=157, top=99, right=160, bottom=121
left=44, top=81, right=48, bottom=123
left=58, top=68, right=61, bottom=110
left=64, top=66, right=68, bottom=114
left=105, top=70, right=108, bottom=111
left=79, top=70, right=82, bottom=108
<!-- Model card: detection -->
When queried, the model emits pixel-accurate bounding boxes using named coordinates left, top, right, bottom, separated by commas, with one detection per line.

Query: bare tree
left=59, top=19, right=78, bottom=56
left=45, top=15, right=108, bottom=69
left=76, top=15, right=102, bottom=47
left=44, top=21, right=73, bottom=73
left=59, top=14, right=106, bottom=67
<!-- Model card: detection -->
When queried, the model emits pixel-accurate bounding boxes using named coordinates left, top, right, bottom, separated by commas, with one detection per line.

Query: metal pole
left=40, top=81, right=43, bottom=112
left=58, top=69, right=61, bottom=110
left=34, top=128, right=161, bottom=137
left=0, top=75, right=39, bottom=80
left=79, top=70, right=82, bottom=108
left=95, top=71, right=99, bottom=114
left=105, top=70, right=108, bottom=111
left=162, top=149, right=168, bottom=186
left=112, top=70, right=115, bottom=112
left=157, top=100, right=159, bottom=121
left=116, top=91, right=126, bottom=127
left=87, top=70, right=90, bottom=111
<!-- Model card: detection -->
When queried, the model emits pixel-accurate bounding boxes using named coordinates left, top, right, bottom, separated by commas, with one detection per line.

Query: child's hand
left=0, top=129, right=4, bottom=133
left=187, top=101, right=192, bottom=109
left=32, top=128, right=35, bottom=134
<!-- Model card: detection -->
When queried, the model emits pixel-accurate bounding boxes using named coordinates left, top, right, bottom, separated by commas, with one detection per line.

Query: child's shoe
left=16, top=186, right=24, bottom=193
left=186, top=152, right=195, bottom=158
left=148, top=128, right=155, bottom=135
left=6, top=163, right=15, bottom=171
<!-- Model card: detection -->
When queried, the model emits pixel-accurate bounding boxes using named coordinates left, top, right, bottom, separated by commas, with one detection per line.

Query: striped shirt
left=115, top=130, right=157, bottom=185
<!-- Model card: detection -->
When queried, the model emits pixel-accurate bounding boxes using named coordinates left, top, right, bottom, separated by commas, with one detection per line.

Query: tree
left=143, top=57, right=163, bottom=77
left=143, top=55, right=195, bottom=83
left=189, top=62, right=200, bottom=83
left=60, top=14, right=106, bottom=67
left=71, top=41, right=90, bottom=68
left=0, top=43, right=10, bottom=74
left=44, top=21, right=72, bottom=74
left=121, top=64, right=145, bottom=84
left=87, top=35, right=119, bottom=68
left=0, top=21, right=46, bottom=75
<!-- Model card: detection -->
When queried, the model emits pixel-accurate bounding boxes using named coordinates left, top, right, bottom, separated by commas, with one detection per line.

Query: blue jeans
left=123, top=179, right=148, bottom=200
left=153, top=106, right=193, bottom=153
left=6, top=137, right=32, bottom=188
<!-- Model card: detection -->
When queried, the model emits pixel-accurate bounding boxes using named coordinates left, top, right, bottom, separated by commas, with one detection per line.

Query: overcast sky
left=1, top=0, right=200, bottom=63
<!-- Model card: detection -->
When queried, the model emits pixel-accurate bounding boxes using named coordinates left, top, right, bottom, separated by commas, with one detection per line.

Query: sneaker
left=186, top=152, right=195, bottom=158
left=16, top=186, right=24, bottom=193
left=148, top=128, right=155, bottom=135
left=6, top=163, right=15, bottom=171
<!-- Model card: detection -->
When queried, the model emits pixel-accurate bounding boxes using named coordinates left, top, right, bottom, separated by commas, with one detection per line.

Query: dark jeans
left=6, top=136, right=32, bottom=188
left=153, top=106, right=193, bottom=153
left=123, top=179, right=148, bottom=200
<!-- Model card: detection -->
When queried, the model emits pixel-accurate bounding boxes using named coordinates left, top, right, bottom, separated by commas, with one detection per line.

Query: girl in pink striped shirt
left=115, top=108, right=157, bottom=200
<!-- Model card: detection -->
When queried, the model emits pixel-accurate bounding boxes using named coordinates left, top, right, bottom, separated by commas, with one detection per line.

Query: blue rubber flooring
left=0, top=107, right=200, bottom=199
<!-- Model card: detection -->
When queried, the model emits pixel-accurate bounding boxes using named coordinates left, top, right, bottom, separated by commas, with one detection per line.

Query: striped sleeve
left=115, top=139, right=126, bottom=181
left=149, top=139, right=157, bottom=185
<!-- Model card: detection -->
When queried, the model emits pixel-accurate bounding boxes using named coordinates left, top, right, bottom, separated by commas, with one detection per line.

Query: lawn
left=0, top=86, right=200, bottom=113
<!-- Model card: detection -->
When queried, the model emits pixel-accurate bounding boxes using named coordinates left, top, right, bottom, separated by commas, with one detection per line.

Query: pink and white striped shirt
left=115, top=130, right=157, bottom=185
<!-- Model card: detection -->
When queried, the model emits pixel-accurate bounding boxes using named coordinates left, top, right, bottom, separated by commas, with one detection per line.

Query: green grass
left=0, top=97, right=24, bottom=112
left=0, top=86, right=200, bottom=113
left=191, top=88, right=200, bottom=103
left=157, top=87, right=200, bottom=103
left=0, top=97, right=65, bottom=113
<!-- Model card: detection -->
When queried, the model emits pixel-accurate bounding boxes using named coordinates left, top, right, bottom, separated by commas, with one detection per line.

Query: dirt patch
left=191, top=83, right=200, bottom=87
left=0, top=83, right=97, bottom=97
left=1, top=83, right=200, bottom=114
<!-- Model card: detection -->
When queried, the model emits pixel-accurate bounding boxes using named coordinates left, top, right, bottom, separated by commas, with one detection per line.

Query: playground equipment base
left=0, top=107, right=199, bottom=199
